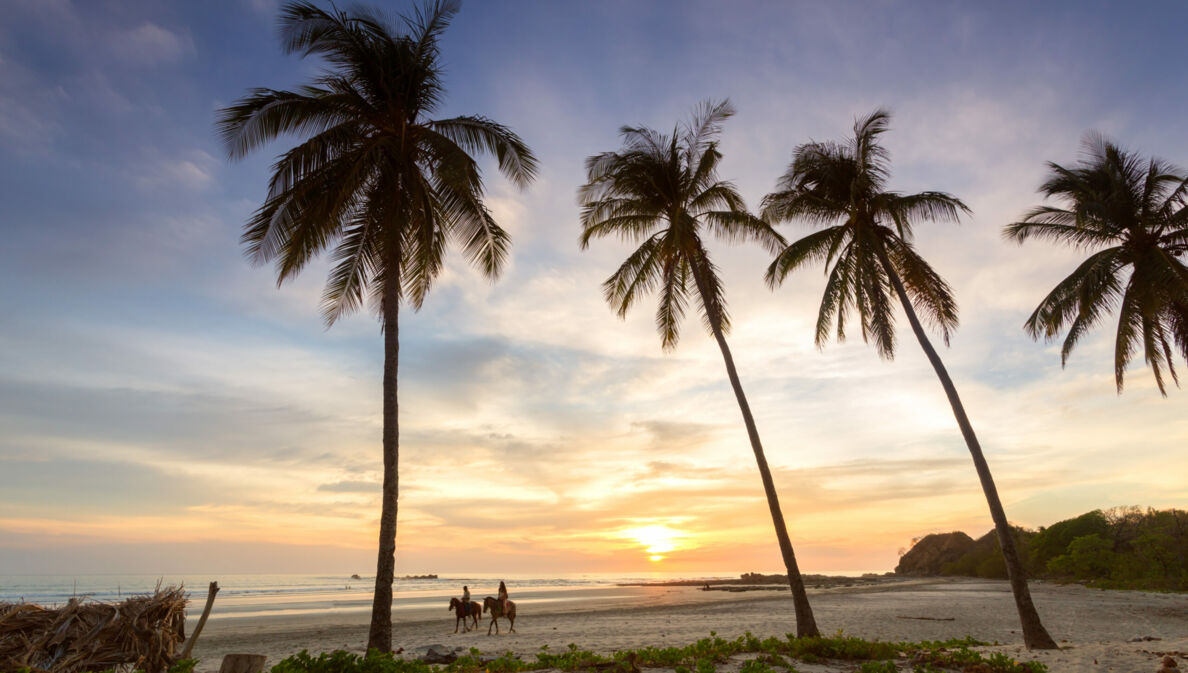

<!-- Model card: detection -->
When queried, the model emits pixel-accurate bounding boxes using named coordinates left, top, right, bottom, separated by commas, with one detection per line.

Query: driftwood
left=218, top=653, right=266, bottom=673
left=0, top=586, right=187, bottom=673
left=179, top=582, right=219, bottom=660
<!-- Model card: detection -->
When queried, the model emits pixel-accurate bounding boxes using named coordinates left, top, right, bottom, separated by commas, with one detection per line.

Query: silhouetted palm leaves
left=1006, top=135, right=1188, bottom=395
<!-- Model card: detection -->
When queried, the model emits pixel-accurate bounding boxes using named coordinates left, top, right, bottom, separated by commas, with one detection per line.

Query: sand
left=191, top=578, right=1187, bottom=673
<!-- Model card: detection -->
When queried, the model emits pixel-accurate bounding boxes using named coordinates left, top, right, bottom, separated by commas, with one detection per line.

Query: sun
left=618, top=524, right=688, bottom=561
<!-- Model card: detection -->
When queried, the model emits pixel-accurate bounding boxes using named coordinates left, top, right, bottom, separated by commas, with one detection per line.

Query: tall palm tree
left=762, top=109, right=1059, bottom=649
left=578, top=100, right=821, bottom=637
left=1005, top=134, right=1188, bottom=395
left=216, top=0, right=536, bottom=652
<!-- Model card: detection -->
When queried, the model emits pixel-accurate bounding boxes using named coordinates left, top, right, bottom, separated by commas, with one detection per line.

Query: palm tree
left=216, top=1, right=536, bottom=652
left=1005, top=134, right=1188, bottom=395
left=578, top=100, right=821, bottom=637
left=762, top=109, right=1059, bottom=649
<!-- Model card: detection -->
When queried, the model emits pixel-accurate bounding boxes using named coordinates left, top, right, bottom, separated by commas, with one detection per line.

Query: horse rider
left=461, top=585, right=471, bottom=617
left=497, top=580, right=509, bottom=615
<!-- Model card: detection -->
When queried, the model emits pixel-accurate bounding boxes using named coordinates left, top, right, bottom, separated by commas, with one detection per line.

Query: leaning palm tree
left=762, top=109, right=1058, bottom=649
left=1005, top=134, right=1188, bottom=395
left=578, top=100, right=820, bottom=637
left=216, top=0, right=536, bottom=652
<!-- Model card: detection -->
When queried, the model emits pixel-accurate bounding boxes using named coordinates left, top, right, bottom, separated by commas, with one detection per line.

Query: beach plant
left=266, top=633, right=1046, bottom=673
left=760, top=108, right=1059, bottom=649
left=216, top=0, right=536, bottom=652
left=1005, top=134, right=1188, bottom=395
left=738, top=658, right=777, bottom=673
left=576, top=99, right=819, bottom=637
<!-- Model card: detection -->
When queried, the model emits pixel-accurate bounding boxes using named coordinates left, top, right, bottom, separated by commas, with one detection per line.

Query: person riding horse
left=448, top=587, right=481, bottom=633
left=497, top=581, right=509, bottom=616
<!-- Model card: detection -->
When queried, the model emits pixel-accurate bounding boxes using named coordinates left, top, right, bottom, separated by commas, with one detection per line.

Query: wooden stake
left=180, top=581, right=219, bottom=660
left=218, top=653, right=267, bottom=673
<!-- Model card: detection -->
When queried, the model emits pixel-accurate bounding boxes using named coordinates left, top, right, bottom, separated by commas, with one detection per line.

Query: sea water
left=0, top=571, right=756, bottom=620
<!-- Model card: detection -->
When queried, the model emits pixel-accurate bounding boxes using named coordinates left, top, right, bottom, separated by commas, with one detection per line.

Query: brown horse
left=482, top=595, right=516, bottom=634
left=448, top=597, right=481, bottom=633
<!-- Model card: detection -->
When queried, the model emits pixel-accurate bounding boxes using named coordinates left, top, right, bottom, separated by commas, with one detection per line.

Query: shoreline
left=191, top=577, right=1188, bottom=673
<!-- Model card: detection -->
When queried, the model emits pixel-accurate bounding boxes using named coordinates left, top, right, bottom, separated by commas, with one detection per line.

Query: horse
left=448, top=597, right=481, bottom=633
left=482, top=595, right=516, bottom=634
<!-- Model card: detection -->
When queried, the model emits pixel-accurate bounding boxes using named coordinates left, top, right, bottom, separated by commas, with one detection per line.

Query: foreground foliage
left=266, top=632, right=1046, bottom=673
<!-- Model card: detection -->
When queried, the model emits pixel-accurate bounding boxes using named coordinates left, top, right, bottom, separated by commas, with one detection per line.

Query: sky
left=1, top=0, right=1186, bottom=577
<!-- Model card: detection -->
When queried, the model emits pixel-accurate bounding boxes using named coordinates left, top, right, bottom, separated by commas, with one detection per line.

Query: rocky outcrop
left=895, top=532, right=975, bottom=576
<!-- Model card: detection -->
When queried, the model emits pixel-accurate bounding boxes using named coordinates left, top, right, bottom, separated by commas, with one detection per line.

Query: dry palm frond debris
left=0, top=585, right=187, bottom=673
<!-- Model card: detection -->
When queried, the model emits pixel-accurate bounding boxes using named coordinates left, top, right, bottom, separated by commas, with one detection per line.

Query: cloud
left=135, top=149, right=216, bottom=191
left=318, top=480, right=379, bottom=493
left=107, top=23, right=195, bottom=65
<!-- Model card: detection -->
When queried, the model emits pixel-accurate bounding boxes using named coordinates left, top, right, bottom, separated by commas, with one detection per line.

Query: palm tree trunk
left=691, top=268, right=820, bottom=638
left=875, top=249, right=1058, bottom=650
left=367, top=272, right=401, bottom=653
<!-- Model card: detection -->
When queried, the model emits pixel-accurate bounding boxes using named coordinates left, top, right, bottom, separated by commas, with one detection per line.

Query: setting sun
left=619, top=524, right=688, bottom=558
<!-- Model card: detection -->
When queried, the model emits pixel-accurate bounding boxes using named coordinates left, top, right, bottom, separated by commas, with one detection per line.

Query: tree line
left=216, top=0, right=1188, bottom=653
left=905, top=507, right=1188, bottom=592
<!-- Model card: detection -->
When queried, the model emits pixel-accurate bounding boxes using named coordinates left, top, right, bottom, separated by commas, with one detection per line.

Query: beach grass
left=260, top=632, right=1046, bottom=673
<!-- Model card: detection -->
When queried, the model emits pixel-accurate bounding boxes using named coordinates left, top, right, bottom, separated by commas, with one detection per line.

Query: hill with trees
left=896, top=507, right=1188, bottom=590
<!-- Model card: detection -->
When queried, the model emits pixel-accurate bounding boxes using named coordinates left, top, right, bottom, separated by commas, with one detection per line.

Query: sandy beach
left=191, top=578, right=1187, bottom=673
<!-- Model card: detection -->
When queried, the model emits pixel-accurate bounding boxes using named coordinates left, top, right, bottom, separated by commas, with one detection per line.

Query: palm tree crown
left=1005, top=134, right=1188, bottom=395
left=761, top=109, right=968, bottom=356
left=578, top=100, right=783, bottom=348
left=218, top=0, right=537, bottom=322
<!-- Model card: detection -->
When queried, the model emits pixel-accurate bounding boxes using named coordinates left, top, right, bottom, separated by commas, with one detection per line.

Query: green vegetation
left=930, top=507, right=1188, bottom=590
left=264, top=633, right=1044, bottom=673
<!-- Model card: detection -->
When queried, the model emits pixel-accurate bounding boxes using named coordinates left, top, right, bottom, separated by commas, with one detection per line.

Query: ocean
left=0, top=572, right=756, bottom=620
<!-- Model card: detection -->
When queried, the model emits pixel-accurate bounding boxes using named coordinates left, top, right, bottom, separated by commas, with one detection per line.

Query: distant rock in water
left=895, top=532, right=974, bottom=576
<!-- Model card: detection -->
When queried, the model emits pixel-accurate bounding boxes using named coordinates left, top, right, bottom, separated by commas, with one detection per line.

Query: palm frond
left=702, top=210, right=786, bottom=254
left=432, top=115, right=539, bottom=189
left=1023, top=247, right=1125, bottom=345
left=690, top=243, right=730, bottom=336
left=880, top=191, right=969, bottom=240
left=885, top=233, right=959, bottom=344
left=1004, top=208, right=1120, bottom=248
left=655, top=255, right=691, bottom=351
left=217, top=87, right=360, bottom=160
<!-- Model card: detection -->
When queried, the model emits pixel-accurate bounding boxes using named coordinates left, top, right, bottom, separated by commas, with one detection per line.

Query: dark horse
left=482, top=595, right=516, bottom=634
left=448, top=597, right=481, bottom=633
